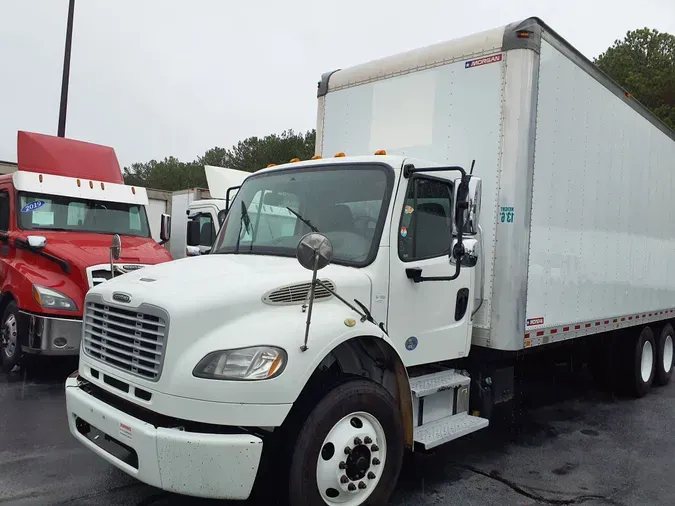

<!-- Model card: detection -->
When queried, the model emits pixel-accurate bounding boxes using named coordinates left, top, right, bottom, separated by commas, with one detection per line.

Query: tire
left=288, top=379, right=404, bottom=506
left=625, top=326, right=656, bottom=398
left=654, top=323, right=674, bottom=386
left=1, top=301, right=22, bottom=372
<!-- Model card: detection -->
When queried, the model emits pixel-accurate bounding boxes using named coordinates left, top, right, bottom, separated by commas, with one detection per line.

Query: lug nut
left=354, top=437, right=362, bottom=445
left=364, top=436, right=372, bottom=444
left=344, top=447, right=352, bottom=455
left=358, top=481, right=367, bottom=490
left=348, top=483, right=356, bottom=491
left=372, top=457, right=381, bottom=465
left=339, top=461, right=347, bottom=470
left=371, top=444, right=379, bottom=452
left=340, top=475, right=349, bottom=484
left=368, top=471, right=376, bottom=480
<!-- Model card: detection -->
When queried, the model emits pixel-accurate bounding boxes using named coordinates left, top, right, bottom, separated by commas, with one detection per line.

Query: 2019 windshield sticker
left=21, top=201, right=45, bottom=213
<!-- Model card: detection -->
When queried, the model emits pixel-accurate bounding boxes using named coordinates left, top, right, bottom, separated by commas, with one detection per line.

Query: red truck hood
left=32, top=231, right=172, bottom=269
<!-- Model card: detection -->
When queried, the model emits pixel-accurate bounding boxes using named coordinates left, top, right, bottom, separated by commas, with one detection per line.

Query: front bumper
left=65, top=376, right=264, bottom=500
left=20, top=312, right=81, bottom=356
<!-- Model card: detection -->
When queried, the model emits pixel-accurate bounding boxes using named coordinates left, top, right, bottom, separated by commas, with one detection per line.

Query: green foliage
left=594, top=28, right=675, bottom=129
left=123, top=129, right=316, bottom=191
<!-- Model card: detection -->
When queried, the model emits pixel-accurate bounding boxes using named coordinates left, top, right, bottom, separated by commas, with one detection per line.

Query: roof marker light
left=517, top=31, right=530, bottom=38
left=267, top=164, right=277, bottom=168
left=312, top=155, right=322, bottom=160
left=334, top=152, right=346, bottom=158
left=131, top=187, right=136, bottom=195
left=100, top=182, right=105, bottom=190
left=290, top=158, right=301, bottom=163
left=76, top=179, right=81, bottom=187
left=39, top=174, right=43, bottom=183
left=89, top=181, right=93, bottom=189
left=374, top=149, right=387, bottom=155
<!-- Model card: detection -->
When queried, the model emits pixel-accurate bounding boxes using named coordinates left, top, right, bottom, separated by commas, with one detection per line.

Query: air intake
left=262, top=280, right=335, bottom=306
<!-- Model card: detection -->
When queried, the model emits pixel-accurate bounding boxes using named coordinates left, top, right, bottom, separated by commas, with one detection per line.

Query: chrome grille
left=90, top=269, right=113, bottom=287
left=88, top=265, right=147, bottom=288
left=262, top=280, right=335, bottom=305
left=83, top=302, right=167, bottom=381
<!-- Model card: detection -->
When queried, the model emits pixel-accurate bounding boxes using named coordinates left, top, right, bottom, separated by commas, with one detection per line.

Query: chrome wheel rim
left=641, top=340, right=654, bottom=383
left=663, top=334, right=674, bottom=374
left=316, top=411, right=387, bottom=505
left=2, top=314, right=17, bottom=359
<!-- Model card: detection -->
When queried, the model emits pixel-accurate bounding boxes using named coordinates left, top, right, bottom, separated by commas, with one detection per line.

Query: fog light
left=53, top=337, right=67, bottom=348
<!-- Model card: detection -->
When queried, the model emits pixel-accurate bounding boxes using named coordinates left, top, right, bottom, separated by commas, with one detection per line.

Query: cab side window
left=398, top=178, right=453, bottom=261
left=0, top=191, right=10, bottom=231
left=198, top=214, right=215, bottom=246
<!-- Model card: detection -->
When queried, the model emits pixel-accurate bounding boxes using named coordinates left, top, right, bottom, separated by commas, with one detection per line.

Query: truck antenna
left=470, top=159, right=476, bottom=175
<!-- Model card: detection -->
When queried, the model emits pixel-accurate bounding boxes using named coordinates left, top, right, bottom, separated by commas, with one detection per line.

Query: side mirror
left=160, top=214, right=171, bottom=244
left=296, top=233, right=333, bottom=271
left=110, top=234, right=122, bottom=260
left=453, top=176, right=482, bottom=236
left=186, top=245, right=201, bottom=257
left=186, top=220, right=201, bottom=247
left=27, top=235, right=47, bottom=249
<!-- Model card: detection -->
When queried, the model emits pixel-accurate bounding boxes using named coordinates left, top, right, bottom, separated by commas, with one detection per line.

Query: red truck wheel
left=1, top=301, right=22, bottom=372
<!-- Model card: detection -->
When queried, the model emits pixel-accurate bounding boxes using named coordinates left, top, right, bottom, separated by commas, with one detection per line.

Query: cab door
left=387, top=172, right=473, bottom=366
left=186, top=204, right=219, bottom=254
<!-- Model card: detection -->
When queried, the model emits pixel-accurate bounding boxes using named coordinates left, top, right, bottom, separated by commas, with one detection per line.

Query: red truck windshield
left=17, top=192, right=150, bottom=238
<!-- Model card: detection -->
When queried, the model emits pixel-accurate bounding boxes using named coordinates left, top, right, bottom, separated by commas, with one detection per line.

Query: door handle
left=405, top=268, right=423, bottom=283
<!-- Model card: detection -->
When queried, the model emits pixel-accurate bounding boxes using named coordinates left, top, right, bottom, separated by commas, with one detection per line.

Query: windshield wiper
left=234, top=200, right=251, bottom=254
left=286, top=207, right=319, bottom=233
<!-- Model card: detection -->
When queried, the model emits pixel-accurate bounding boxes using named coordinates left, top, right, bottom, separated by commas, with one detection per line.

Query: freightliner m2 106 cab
left=0, top=131, right=172, bottom=371
left=66, top=17, right=675, bottom=505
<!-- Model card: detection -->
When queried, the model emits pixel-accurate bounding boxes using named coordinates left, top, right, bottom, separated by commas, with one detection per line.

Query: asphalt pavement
left=1, top=357, right=673, bottom=505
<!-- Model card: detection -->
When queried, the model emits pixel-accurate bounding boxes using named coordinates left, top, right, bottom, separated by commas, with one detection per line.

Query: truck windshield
left=17, top=192, right=151, bottom=238
left=212, top=164, right=394, bottom=266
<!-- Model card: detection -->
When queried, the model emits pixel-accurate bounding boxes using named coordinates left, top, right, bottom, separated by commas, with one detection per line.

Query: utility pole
left=57, top=0, right=75, bottom=137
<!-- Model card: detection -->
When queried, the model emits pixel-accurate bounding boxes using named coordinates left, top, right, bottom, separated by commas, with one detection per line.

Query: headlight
left=32, top=285, right=78, bottom=311
left=193, top=346, right=287, bottom=380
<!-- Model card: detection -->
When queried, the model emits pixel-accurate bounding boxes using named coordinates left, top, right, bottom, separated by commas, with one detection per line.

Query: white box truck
left=65, top=17, right=675, bottom=505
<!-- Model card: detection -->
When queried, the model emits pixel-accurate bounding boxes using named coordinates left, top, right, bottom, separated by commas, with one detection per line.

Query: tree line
left=124, top=27, right=674, bottom=192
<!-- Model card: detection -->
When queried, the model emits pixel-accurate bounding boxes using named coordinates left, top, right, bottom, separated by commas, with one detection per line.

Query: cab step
left=414, top=413, right=489, bottom=450
left=409, top=370, right=470, bottom=398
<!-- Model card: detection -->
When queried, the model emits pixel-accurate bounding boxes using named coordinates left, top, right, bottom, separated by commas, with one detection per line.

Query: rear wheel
left=0, top=301, right=22, bottom=372
left=654, top=323, right=674, bottom=386
left=288, top=380, right=404, bottom=506
left=625, top=326, right=655, bottom=398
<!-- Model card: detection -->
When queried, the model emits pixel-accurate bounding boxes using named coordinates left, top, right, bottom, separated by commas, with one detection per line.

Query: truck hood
left=85, top=254, right=374, bottom=396
left=92, top=253, right=372, bottom=315
left=31, top=231, right=172, bottom=270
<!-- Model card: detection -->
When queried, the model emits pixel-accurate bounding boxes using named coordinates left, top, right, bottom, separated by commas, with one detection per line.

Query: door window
left=0, top=191, right=9, bottom=231
left=398, top=178, right=453, bottom=261
left=194, top=214, right=215, bottom=246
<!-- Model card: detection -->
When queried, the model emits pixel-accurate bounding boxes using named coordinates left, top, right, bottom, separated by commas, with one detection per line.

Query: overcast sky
left=1, top=0, right=674, bottom=168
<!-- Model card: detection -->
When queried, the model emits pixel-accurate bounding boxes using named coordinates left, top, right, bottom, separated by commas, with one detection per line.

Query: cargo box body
left=316, top=18, right=675, bottom=352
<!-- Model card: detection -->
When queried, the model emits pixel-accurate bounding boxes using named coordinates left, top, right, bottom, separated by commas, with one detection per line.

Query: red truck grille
left=82, top=302, right=167, bottom=381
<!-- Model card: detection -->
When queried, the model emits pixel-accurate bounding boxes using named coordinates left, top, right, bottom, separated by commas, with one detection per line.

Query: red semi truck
left=0, top=131, right=173, bottom=371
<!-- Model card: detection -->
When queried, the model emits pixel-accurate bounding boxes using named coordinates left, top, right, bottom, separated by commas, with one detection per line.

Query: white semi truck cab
left=65, top=154, right=485, bottom=503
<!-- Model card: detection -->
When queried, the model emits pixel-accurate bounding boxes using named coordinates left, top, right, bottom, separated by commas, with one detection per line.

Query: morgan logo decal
left=526, top=317, right=544, bottom=327
left=112, top=292, right=131, bottom=304
left=465, top=53, right=503, bottom=69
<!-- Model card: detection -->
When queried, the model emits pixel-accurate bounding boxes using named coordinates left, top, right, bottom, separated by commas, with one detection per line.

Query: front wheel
left=1, top=301, right=22, bottom=372
left=288, top=380, right=404, bottom=506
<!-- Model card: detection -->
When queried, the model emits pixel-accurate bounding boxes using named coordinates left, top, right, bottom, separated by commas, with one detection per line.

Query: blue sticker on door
left=21, top=201, right=45, bottom=213
left=405, top=336, right=418, bottom=351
